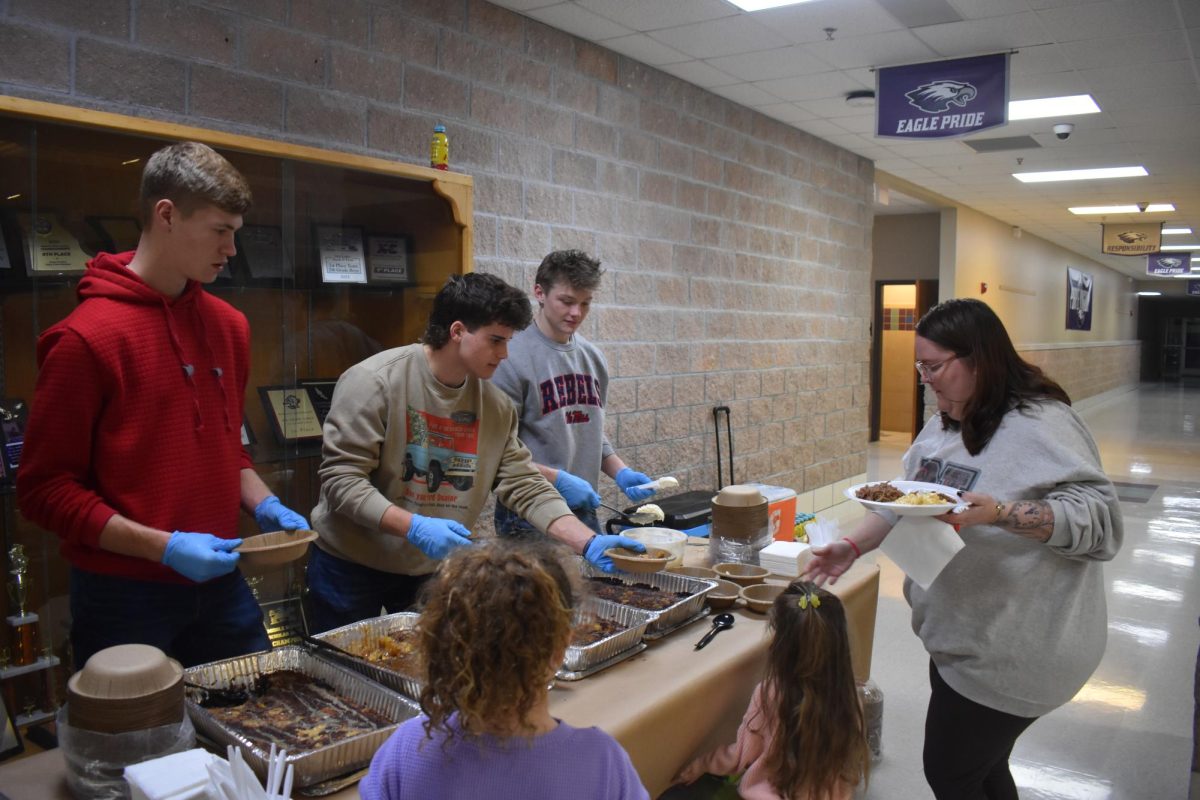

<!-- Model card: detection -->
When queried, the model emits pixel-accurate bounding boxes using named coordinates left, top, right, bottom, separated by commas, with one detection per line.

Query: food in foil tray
left=570, top=616, right=627, bottom=647
left=203, top=670, right=393, bottom=753
left=587, top=576, right=693, bottom=612
left=345, top=629, right=424, bottom=678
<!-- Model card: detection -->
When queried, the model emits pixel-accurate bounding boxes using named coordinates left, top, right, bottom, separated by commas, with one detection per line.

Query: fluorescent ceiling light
left=1163, top=227, right=1192, bottom=235
left=1013, top=166, right=1146, bottom=183
left=1136, top=291, right=1162, bottom=296
left=1160, top=244, right=1199, bottom=251
left=1008, top=94, right=1101, bottom=121
left=727, top=0, right=816, bottom=10
left=1069, top=203, right=1175, bottom=214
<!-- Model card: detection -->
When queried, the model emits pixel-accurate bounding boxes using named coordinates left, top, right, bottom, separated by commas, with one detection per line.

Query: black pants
left=923, top=660, right=1039, bottom=800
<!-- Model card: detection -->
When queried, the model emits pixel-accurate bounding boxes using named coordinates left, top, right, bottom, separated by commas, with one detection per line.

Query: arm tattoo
left=998, top=501, right=1053, bottom=542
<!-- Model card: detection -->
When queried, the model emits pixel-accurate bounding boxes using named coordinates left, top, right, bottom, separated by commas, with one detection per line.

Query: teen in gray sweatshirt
left=805, top=298, right=1122, bottom=800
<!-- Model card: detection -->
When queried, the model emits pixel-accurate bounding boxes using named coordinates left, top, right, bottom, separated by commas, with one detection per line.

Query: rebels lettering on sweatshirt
left=492, top=325, right=614, bottom=490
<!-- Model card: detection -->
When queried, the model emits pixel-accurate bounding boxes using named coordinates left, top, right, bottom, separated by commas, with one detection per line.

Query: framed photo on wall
left=237, top=225, right=291, bottom=280
left=1066, top=267, right=1093, bottom=331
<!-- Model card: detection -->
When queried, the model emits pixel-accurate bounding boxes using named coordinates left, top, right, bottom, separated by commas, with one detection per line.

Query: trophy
left=6, top=545, right=38, bottom=666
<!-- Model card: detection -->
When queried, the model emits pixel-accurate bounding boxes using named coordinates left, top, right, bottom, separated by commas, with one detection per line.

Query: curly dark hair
left=916, top=298, right=1069, bottom=455
left=422, top=273, right=533, bottom=349
left=535, top=249, right=604, bottom=293
left=139, top=141, right=252, bottom=225
left=761, top=581, right=869, bottom=800
left=418, top=540, right=576, bottom=741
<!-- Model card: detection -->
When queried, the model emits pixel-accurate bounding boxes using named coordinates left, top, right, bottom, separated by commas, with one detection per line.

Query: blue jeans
left=493, top=503, right=601, bottom=538
left=304, top=544, right=431, bottom=634
left=69, top=568, right=269, bottom=670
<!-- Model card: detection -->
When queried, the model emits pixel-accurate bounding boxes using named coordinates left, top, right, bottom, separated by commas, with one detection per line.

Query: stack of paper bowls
left=66, top=644, right=185, bottom=733
left=710, top=485, right=769, bottom=541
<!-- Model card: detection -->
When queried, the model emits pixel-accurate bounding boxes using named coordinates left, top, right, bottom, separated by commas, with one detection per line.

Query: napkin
left=878, top=516, right=965, bottom=589
left=758, top=540, right=812, bottom=577
left=125, top=748, right=217, bottom=800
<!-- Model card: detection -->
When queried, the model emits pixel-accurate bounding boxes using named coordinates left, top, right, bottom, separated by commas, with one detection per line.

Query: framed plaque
left=240, top=416, right=256, bottom=447
left=0, top=694, right=22, bottom=762
left=366, top=235, right=412, bottom=285
left=237, top=225, right=291, bottom=280
left=258, top=386, right=324, bottom=444
left=298, top=379, right=339, bottom=426
left=314, top=224, right=367, bottom=284
left=18, top=214, right=88, bottom=275
left=86, top=215, right=141, bottom=253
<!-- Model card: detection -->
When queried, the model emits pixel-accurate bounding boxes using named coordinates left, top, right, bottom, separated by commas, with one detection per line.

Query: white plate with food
left=845, top=481, right=964, bottom=516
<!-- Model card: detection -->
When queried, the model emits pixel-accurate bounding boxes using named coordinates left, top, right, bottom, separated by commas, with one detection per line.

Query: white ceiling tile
left=598, top=34, right=691, bottom=66
left=793, top=118, right=852, bottom=138
left=947, top=0, right=1034, bottom=20
left=809, top=29, right=938, bottom=70
left=750, top=0, right=909, bottom=43
left=1036, top=0, right=1181, bottom=42
left=705, top=45, right=833, bottom=82
left=756, top=103, right=818, bottom=123
left=1060, top=30, right=1191, bottom=72
left=656, top=60, right=741, bottom=88
left=708, top=82, right=785, bottom=107
left=912, top=12, right=1053, bottom=54
left=488, top=0, right=560, bottom=11
left=649, top=16, right=791, bottom=59
left=828, top=112, right=879, bottom=133
left=575, top=0, right=735, bottom=30
left=794, top=96, right=874, bottom=120
left=523, top=2, right=633, bottom=39
left=1009, top=43, right=1073, bottom=76
left=1008, top=69, right=1087, bottom=99
left=755, top=71, right=868, bottom=102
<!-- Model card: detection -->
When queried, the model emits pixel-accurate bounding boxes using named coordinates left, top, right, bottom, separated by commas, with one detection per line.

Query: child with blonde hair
left=360, top=540, right=649, bottom=800
left=672, top=582, right=868, bottom=800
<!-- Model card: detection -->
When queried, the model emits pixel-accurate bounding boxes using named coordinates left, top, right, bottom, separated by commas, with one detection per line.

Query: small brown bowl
left=237, top=529, right=318, bottom=568
left=740, top=582, right=786, bottom=613
left=706, top=579, right=741, bottom=609
left=666, top=566, right=719, bottom=581
left=606, top=547, right=672, bottom=574
left=713, top=562, right=770, bottom=587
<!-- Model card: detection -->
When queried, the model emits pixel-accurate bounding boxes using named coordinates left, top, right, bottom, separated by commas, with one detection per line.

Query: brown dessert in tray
left=587, top=577, right=693, bottom=612
left=571, top=617, right=627, bottom=647
left=204, top=670, right=392, bottom=753
left=346, top=629, right=424, bottom=678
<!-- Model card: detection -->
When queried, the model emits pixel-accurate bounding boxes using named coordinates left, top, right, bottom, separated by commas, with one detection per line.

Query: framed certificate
left=298, top=379, right=339, bottom=426
left=18, top=213, right=89, bottom=275
left=86, top=215, right=141, bottom=253
left=237, top=225, right=291, bottom=280
left=240, top=416, right=256, bottom=447
left=314, top=224, right=367, bottom=284
left=366, top=234, right=412, bottom=285
left=258, top=386, right=324, bottom=444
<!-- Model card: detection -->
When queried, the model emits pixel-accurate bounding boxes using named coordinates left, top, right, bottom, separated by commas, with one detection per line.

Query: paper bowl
left=712, top=485, right=766, bottom=507
left=622, top=528, right=687, bottom=567
left=713, top=562, right=770, bottom=587
left=706, top=579, right=741, bottom=609
left=740, top=582, right=786, bottom=613
left=66, top=644, right=185, bottom=733
left=605, top=547, right=672, bottom=574
left=666, top=565, right=719, bottom=581
left=236, top=529, right=318, bottom=568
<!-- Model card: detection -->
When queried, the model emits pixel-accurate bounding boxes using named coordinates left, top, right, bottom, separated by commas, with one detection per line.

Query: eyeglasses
left=915, top=356, right=958, bottom=380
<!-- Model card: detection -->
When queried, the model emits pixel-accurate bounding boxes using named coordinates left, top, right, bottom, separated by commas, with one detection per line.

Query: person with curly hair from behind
left=359, top=539, right=650, bottom=800
left=669, top=582, right=868, bottom=800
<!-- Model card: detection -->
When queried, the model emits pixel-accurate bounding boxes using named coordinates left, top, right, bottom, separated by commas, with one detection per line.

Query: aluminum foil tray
left=313, top=612, right=423, bottom=700
left=564, top=597, right=655, bottom=673
left=185, top=646, right=419, bottom=788
left=642, top=605, right=710, bottom=642
left=556, top=642, right=647, bottom=681
left=582, top=564, right=718, bottom=634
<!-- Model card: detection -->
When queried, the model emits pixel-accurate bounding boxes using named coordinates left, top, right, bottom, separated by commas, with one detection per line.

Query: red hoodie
left=17, top=252, right=253, bottom=583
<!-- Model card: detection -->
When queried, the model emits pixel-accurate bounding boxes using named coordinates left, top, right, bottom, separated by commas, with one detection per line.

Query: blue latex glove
left=554, top=470, right=601, bottom=510
left=254, top=496, right=310, bottom=532
left=584, top=534, right=646, bottom=574
left=161, top=532, right=242, bottom=582
left=616, top=467, right=656, bottom=502
left=406, top=514, right=473, bottom=560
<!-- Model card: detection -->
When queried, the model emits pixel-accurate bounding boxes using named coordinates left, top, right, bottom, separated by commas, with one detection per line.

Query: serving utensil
left=301, top=633, right=367, bottom=662
left=693, top=612, right=735, bottom=650
left=598, top=501, right=660, bottom=525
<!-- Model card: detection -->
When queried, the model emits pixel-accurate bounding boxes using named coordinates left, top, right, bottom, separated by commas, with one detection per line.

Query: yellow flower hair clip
left=797, top=590, right=821, bottom=610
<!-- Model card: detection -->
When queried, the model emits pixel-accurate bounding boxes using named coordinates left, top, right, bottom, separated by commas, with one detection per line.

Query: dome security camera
left=1053, top=122, right=1074, bottom=140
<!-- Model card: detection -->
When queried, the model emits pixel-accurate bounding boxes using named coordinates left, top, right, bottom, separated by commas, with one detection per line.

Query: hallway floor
left=861, top=383, right=1200, bottom=799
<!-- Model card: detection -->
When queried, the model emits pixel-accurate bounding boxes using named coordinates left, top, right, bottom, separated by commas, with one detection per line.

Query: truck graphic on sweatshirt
left=402, top=408, right=478, bottom=492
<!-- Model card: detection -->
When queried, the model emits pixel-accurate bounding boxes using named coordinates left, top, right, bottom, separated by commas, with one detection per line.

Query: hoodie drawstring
left=159, top=298, right=233, bottom=434
left=194, top=305, right=234, bottom=433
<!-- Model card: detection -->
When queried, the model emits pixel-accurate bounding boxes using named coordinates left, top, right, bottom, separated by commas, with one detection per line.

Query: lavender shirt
left=360, top=715, right=650, bottom=800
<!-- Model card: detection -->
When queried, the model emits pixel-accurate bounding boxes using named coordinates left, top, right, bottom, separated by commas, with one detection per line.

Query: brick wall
left=0, top=0, right=874, bottom=503
left=1020, top=343, right=1142, bottom=403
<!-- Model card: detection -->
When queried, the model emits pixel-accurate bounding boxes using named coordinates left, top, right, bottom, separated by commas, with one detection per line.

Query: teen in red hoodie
left=17, top=142, right=308, bottom=668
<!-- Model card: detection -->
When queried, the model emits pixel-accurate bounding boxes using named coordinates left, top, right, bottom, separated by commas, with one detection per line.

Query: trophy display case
left=0, top=96, right=474, bottom=724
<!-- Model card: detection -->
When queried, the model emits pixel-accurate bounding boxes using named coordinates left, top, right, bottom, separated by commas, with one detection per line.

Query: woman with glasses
left=804, top=298, right=1122, bottom=800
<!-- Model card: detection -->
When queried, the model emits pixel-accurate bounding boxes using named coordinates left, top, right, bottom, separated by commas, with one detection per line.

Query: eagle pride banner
left=876, top=53, right=1009, bottom=139
left=1146, top=252, right=1191, bottom=276
left=1103, top=222, right=1163, bottom=256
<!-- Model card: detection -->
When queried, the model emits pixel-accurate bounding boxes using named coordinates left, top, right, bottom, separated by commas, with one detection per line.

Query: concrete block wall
left=1020, top=343, right=1141, bottom=403
left=0, top=0, right=874, bottom=505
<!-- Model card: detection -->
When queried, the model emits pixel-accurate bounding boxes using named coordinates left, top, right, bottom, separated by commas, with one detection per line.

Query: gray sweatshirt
left=896, top=399, right=1122, bottom=718
left=490, top=325, right=615, bottom=490
left=311, top=344, right=572, bottom=575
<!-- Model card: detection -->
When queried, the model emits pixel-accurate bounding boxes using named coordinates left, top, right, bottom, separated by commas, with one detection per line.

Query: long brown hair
left=418, top=540, right=575, bottom=741
left=761, top=582, right=868, bottom=800
left=916, top=298, right=1070, bottom=455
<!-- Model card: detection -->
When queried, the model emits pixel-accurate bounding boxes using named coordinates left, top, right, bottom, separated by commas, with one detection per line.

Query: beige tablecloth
left=0, top=559, right=879, bottom=799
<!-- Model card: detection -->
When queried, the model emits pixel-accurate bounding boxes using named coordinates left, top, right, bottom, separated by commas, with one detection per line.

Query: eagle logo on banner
left=905, top=80, right=978, bottom=113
